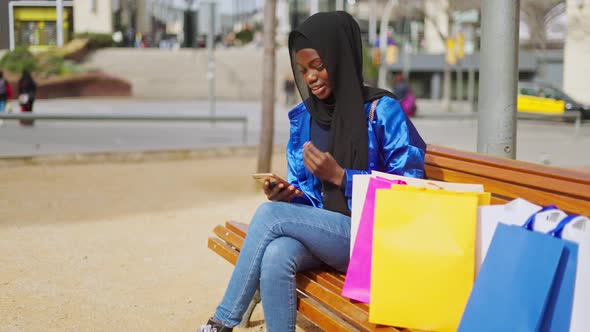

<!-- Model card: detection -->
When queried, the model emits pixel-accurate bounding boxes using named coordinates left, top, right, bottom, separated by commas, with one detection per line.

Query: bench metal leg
left=237, top=289, right=261, bottom=328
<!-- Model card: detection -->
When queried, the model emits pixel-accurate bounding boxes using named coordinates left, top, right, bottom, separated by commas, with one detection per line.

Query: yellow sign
left=385, top=45, right=398, bottom=65
left=372, top=48, right=380, bottom=65
left=446, top=38, right=457, bottom=65
left=456, top=33, right=465, bottom=59
left=13, top=6, right=72, bottom=48
left=14, top=7, right=70, bottom=21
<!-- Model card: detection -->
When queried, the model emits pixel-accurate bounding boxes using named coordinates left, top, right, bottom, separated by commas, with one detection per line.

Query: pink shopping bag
left=342, top=176, right=406, bottom=303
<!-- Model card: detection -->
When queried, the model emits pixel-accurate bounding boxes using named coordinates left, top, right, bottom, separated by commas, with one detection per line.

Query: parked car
left=517, top=82, right=590, bottom=119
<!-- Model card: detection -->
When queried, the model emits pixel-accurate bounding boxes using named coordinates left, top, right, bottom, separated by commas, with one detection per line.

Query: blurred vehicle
left=517, top=82, right=590, bottom=119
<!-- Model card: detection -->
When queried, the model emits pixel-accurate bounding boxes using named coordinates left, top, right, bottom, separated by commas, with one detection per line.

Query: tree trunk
left=257, top=0, right=277, bottom=173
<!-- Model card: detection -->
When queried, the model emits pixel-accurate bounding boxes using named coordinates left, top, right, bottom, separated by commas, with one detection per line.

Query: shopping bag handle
left=425, top=181, right=444, bottom=190
left=522, top=205, right=559, bottom=230
left=547, top=215, right=579, bottom=238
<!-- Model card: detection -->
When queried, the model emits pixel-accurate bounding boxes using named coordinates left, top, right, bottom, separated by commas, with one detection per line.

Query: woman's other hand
left=263, top=180, right=303, bottom=202
left=303, top=141, right=345, bottom=186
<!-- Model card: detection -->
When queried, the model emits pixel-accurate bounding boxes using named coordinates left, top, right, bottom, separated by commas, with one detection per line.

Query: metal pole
left=467, top=53, right=475, bottom=112
left=402, top=36, right=411, bottom=79
left=466, top=24, right=476, bottom=113
left=8, top=2, right=15, bottom=50
left=56, top=0, right=64, bottom=47
left=336, top=0, right=344, bottom=11
left=369, top=0, right=377, bottom=44
left=456, top=59, right=463, bottom=103
left=477, top=0, right=519, bottom=159
left=207, top=1, right=216, bottom=118
left=378, top=0, right=397, bottom=89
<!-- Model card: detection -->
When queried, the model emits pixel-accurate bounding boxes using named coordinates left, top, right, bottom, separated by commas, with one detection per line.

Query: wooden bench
left=208, top=144, right=590, bottom=331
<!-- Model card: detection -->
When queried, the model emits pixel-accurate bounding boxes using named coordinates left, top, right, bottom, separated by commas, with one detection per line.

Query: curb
left=0, top=145, right=287, bottom=167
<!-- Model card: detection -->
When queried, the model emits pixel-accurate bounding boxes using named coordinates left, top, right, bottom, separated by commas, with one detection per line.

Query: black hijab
left=288, top=11, right=396, bottom=215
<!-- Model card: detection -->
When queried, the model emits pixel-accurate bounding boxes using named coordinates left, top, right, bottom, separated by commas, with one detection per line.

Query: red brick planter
left=4, top=71, right=132, bottom=99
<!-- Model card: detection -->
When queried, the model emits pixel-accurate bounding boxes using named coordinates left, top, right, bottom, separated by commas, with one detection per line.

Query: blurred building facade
left=564, top=0, right=590, bottom=104
left=1, top=0, right=586, bottom=104
left=0, top=0, right=74, bottom=50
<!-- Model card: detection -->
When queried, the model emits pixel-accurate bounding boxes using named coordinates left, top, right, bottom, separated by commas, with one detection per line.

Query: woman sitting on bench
left=199, top=11, right=426, bottom=332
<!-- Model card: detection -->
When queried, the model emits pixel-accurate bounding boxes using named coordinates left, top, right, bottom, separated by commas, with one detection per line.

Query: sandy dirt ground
left=0, top=153, right=322, bottom=332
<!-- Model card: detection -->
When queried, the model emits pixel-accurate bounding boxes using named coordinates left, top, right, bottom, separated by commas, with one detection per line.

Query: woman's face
left=295, top=48, right=333, bottom=100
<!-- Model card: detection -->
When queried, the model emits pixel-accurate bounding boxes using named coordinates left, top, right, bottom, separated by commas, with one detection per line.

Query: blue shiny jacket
left=286, top=96, right=426, bottom=209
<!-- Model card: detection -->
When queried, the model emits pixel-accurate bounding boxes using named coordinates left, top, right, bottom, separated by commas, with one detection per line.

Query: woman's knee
left=250, top=201, right=288, bottom=232
left=260, top=238, right=302, bottom=282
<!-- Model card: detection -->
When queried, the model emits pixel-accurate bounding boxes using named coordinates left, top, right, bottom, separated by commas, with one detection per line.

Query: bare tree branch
left=521, top=0, right=565, bottom=49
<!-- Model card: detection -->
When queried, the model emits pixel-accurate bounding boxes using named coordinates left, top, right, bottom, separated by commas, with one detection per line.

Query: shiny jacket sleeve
left=286, top=151, right=313, bottom=205
left=341, top=96, right=426, bottom=197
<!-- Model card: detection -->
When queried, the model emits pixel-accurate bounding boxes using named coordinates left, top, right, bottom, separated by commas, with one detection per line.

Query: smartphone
left=252, top=173, right=291, bottom=189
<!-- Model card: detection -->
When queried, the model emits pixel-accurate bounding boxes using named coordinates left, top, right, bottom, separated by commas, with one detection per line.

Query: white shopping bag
left=350, top=174, right=372, bottom=257
left=476, top=198, right=542, bottom=276
left=530, top=209, right=568, bottom=234
left=371, top=171, right=484, bottom=192
left=562, top=215, right=590, bottom=332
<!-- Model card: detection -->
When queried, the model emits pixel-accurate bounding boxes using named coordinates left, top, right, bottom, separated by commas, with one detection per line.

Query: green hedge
left=36, top=51, right=64, bottom=75
left=363, top=46, right=378, bottom=85
left=0, top=46, right=87, bottom=76
left=73, top=32, right=114, bottom=49
left=235, top=29, right=254, bottom=45
left=0, top=47, right=37, bottom=73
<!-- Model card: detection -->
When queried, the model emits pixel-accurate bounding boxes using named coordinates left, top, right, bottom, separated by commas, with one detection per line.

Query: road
left=0, top=98, right=588, bottom=169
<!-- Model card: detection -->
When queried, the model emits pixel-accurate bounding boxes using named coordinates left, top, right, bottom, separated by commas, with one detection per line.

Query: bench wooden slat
left=305, top=271, right=371, bottom=313
left=425, top=165, right=590, bottom=215
left=208, top=237, right=238, bottom=265
left=297, top=274, right=400, bottom=332
left=426, top=153, right=590, bottom=200
left=490, top=197, right=509, bottom=204
left=227, top=221, right=248, bottom=237
left=214, top=225, right=244, bottom=249
left=426, top=145, right=590, bottom=184
left=298, top=296, right=358, bottom=331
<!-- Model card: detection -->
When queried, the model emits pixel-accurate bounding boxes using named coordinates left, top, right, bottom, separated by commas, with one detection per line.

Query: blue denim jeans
left=213, top=202, right=351, bottom=332
left=0, top=100, right=6, bottom=113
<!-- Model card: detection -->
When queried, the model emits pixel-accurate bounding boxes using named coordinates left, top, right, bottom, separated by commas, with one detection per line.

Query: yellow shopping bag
left=369, top=186, right=490, bottom=331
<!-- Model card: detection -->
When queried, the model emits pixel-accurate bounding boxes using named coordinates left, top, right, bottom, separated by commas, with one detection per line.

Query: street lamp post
left=477, top=0, right=520, bottom=159
left=204, top=1, right=217, bottom=118
left=56, top=0, right=64, bottom=47
left=378, top=0, right=397, bottom=89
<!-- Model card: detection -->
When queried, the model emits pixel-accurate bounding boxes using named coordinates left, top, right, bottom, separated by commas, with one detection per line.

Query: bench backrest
left=425, top=145, right=590, bottom=216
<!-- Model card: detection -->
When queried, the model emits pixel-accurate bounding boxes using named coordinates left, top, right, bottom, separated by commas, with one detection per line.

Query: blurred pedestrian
left=0, top=70, right=13, bottom=113
left=393, top=73, right=417, bottom=117
left=18, top=70, right=37, bottom=126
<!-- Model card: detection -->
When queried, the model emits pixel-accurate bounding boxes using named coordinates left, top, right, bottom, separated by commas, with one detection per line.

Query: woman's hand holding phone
left=253, top=173, right=303, bottom=202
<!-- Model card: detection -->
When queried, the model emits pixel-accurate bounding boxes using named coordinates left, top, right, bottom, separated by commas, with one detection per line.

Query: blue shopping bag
left=458, top=223, right=565, bottom=332
left=540, top=215, right=578, bottom=332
